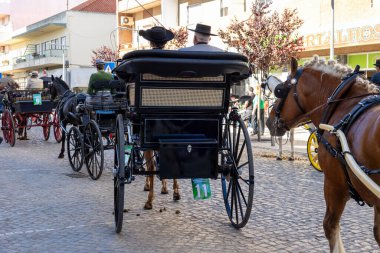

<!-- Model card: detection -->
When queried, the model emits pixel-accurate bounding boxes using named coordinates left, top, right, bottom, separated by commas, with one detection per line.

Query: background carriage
left=1, top=89, right=61, bottom=146
left=111, top=50, right=254, bottom=233
left=66, top=82, right=127, bottom=180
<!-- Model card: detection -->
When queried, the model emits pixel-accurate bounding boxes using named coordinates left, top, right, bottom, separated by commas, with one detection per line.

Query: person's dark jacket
left=371, top=72, right=380, bottom=86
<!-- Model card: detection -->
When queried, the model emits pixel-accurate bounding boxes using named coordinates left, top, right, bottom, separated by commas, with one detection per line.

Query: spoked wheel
left=221, top=115, right=254, bottom=229
left=42, top=113, right=51, bottom=141
left=307, top=130, right=322, bottom=172
left=114, top=114, right=125, bottom=233
left=1, top=109, right=15, bottom=147
left=84, top=120, right=104, bottom=180
left=67, top=126, right=84, bottom=172
left=53, top=112, right=62, bottom=143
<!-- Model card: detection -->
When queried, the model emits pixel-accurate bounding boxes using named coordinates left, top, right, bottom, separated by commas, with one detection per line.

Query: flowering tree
left=218, top=0, right=304, bottom=77
left=91, top=46, right=119, bottom=66
left=166, top=26, right=189, bottom=49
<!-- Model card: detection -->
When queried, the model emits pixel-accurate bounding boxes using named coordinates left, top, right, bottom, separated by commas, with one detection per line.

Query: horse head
left=266, top=57, right=310, bottom=136
left=50, top=75, right=69, bottom=101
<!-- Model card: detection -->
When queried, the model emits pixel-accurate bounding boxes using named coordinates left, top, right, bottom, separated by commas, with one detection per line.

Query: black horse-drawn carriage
left=1, top=89, right=61, bottom=146
left=66, top=82, right=126, bottom=180
left=111, top=50, right=254, bottom=232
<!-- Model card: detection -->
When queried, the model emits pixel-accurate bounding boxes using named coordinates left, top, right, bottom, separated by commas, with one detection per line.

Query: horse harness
left=274, top=66, right=380, bottom=206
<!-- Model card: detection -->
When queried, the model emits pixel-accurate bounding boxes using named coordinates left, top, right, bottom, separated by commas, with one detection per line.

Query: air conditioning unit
left=120, top=16, right=134, bottom=26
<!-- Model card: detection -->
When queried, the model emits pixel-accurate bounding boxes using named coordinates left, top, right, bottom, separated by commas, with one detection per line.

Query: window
left=35, top=44, right=41, bottom=53
left=61, top=36, right=66, bottom=49
left=51, top=40, right=56, bottom=49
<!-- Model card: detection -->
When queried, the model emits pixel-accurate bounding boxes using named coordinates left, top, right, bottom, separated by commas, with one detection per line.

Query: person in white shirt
left=26, top=71, right=43, bottom=90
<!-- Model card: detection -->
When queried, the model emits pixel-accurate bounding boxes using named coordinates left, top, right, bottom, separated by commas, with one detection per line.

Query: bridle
left=273, top=68, right=305, bottom=130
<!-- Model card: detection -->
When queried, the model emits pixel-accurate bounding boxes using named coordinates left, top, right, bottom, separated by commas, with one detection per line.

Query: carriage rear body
left=111, top=50, right=254, bottom=232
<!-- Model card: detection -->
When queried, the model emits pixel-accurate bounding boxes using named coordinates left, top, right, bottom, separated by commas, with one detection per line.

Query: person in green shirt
left=87, top=60, right=113, bottom=94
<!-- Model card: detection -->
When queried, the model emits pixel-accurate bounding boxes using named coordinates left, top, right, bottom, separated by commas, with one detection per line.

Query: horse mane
left=303, top=55, right=379, bottom=93
left=55, top=76, right=70, bottom=90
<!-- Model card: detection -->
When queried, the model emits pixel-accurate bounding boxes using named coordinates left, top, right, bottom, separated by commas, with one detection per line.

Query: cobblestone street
left=0, top=128, right=378, bottom=253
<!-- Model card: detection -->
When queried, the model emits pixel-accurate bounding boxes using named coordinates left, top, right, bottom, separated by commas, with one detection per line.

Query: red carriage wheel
left=53, top=112, right=62, bottom=143
left=42, top=113, right=51, bottom=141
left=1, top=109, right=16, bottom=147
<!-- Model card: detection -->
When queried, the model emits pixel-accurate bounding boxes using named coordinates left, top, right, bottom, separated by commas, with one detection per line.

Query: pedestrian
left=179, top=23, right=223, bottom=52
left=26, top=71, right=43, bottom=90
left=251, top=86, right=265, bottom=135
left=87, top=60, right=113, bottom=95
left=371, top=59, right=380, bottom=86
left=241, top=87, right=255, bottom=124
left=138, top=26, right=174, bottom=49
left=1, top=73, right=19, bottom=90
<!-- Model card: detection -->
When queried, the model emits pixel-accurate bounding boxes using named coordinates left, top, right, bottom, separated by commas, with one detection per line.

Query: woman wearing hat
left=179, top=23, right=223, bottom=52
left=371, top=59, right=380, bottom=86
left=138, top=26, right=174, bottom=49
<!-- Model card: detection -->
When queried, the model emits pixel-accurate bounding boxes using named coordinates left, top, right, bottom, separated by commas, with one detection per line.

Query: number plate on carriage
left=33, top=94, right=42, bottom=105
left=191, top=178, right=211, bottom=200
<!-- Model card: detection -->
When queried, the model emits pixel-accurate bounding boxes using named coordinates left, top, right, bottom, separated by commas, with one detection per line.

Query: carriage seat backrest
left=114, top=50, right=250, bottom=82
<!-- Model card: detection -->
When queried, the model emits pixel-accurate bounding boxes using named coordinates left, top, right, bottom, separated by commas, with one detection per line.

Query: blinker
left=274, top=84, right=290, bottom=98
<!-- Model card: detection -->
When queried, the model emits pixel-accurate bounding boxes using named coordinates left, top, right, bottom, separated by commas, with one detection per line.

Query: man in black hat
left=371, top=59, right=380, bottom=86
left=179, top=23, right=223, bottom=52
left=139, top=26, right=174, bottom=49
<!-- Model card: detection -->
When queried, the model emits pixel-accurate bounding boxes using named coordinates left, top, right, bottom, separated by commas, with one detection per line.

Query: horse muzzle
left=266, top=117, right=287, bottom=137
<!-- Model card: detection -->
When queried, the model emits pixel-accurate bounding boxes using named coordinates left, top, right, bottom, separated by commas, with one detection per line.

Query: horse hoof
left=58, top=154, right=64, bottom=159
left=161, top=189, right=169, bottom=194
left=144, top=202, right=152, bottom=210
left=276, top=156, right=282, bottom=161
left=288, top=157, right=294, bottom=161
left=143, top=185, right=150, bottom=191
left=173, top=193, right=181, bottom=201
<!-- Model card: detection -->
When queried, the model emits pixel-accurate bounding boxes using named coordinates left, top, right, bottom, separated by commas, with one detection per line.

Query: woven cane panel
left=141, top=88, right=224, bottom=107
left=142, top=74, right=225, bottom=82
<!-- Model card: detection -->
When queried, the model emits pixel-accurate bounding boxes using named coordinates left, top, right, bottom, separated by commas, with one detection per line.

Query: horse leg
left=58, top=122, right=66, bottom=158
left=277, top=136, right=283, bottom=160
left=323, top=183, right=348, bottom=253
left=173, top=179, right=180, bottom=201
left=374, top=205, right=380, bottom=247
left=161, top=179, right=168, bottom=194
left=288, top=128, right=295, bottom=161
left=144, top=151, right=155, bottom=210
left=144, top=176, right=150, bottom=191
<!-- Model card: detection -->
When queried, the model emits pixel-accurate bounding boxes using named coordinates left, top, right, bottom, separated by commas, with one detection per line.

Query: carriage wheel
left=42, top=114, right=51, bottom=141
left=221, top=116, right=254, bottom=229
left=1, top=109, right=15, bottom=147
left=84, top=120, right=104, bottom=180
left=53, top=112, right=62, bottom=143
left=67, top=126, right=84, bottom=172
left=114, top=114, right=125, bottom=233
left=307, top=130, right=322, bottom=172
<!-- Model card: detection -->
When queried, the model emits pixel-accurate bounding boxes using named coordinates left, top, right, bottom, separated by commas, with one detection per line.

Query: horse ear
left=51, top=75, right=54, bottom=81
left=290, top=57, right=298, bottom=77
left=59, top=75, right=62, bottom=79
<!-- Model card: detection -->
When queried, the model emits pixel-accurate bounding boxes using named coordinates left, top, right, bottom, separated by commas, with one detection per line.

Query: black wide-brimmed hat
left=188, top=23, right=216, bottom=36
left=374, top=59, right=380, bottom=67
left=138, top=26, right=174, bottom=43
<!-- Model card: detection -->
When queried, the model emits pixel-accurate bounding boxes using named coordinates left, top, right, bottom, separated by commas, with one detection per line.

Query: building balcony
left=13, top=49, right=66, bottom=70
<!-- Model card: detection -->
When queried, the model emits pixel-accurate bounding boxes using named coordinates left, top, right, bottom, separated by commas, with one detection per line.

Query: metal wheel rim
left=84, top=121, right=104, bottom=180
left=114, top=114, right=125, bottom=233
left=67, top=127, right=84, bottom=172
left=221, top=116, right=254, bottom=229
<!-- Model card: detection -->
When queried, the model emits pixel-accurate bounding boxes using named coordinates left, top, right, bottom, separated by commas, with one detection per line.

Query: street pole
left=62, top=51, right=66, bottom=82
left=330, top=0, right=335, bottom=60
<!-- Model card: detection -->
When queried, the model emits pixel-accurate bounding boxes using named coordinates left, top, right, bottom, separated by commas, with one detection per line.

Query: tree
left=166, top=26, right=189, bottom=49
left=218, top=0, right=304, bottom=77
left=91, top=45, right=119, bottom=66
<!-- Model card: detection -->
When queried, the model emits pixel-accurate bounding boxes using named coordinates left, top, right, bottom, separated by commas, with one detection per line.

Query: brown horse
left=143, top=150, right=180, bottom=210
left=266, top=56, right=380, bottom=252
